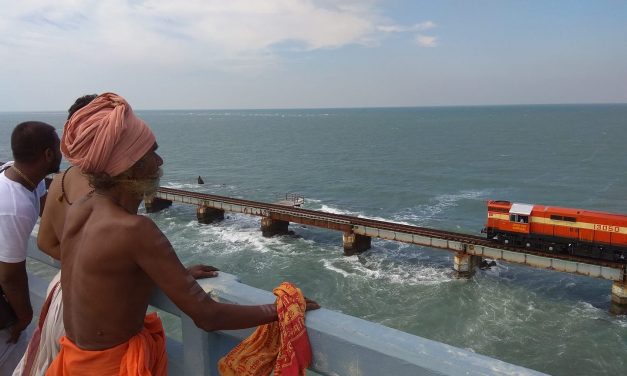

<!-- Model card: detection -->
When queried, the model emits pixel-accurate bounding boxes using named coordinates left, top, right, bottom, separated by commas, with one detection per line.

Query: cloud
left=378, top=20, right=438, bottom=48
left=416, top=34, right=438, bottom=48
left=377, top=21, right=436, bottom=33
left=0, top=0, right=390, bottom=70
left=0, top=1, right=441, bottom=110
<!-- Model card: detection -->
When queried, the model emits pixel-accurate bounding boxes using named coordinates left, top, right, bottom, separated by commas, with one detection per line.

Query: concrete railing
left=26, top=237, right=546, bottom=376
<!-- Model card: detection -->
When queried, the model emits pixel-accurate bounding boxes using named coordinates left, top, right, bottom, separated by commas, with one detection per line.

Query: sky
left=0, top=0, right=626, bottom=111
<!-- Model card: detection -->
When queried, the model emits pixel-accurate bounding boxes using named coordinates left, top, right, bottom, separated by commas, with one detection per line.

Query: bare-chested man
left=14, top=95, right=221, bottom=376
left=45, top=93, right=318, bottom=374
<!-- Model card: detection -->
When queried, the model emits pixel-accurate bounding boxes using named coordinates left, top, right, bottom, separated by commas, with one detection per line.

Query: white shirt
left=0, top=162, right=46, bottom=263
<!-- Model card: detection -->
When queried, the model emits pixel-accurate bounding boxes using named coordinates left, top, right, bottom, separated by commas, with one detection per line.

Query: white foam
left=320, top=249, right=453, bottom=286
left=319, top=204, right=359, bottom=216
left=395, top=189, right=490, bottom=225
left=164, top=182, right=202, bottom=189
left=317, top=204, right=415, bottom=226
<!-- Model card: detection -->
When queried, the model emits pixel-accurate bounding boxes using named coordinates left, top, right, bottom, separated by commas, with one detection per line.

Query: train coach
left=484, top=200, right=627, bottom=262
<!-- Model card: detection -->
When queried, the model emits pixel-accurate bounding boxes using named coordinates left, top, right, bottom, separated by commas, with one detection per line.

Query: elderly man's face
left=129, top=142, right=163, bottom=197
left=137, top=143, right=163, bottom=178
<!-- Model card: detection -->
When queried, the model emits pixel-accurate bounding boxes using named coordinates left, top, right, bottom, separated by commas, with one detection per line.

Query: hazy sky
left=1, top=0, right=626, bottom=111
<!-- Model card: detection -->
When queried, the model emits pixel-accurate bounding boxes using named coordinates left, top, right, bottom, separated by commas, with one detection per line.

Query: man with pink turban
left=45, top=93, right=319, bottom=375
left=61, top=92, right=156, bottom=178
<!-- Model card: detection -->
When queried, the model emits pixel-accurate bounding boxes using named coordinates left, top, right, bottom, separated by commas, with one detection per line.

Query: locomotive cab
left=508, top=203, right=532, bottom=233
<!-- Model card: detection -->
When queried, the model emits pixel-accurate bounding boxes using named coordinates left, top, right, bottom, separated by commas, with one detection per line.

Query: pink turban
left=61, top=92, right=156, bottom=177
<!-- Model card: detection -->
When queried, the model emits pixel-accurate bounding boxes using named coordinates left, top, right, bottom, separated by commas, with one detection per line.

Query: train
left=484, top=200, right=627, bottom=262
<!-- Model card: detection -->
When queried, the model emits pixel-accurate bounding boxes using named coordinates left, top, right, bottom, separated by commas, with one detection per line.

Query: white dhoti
left=12, top=272, right=63, bottom=376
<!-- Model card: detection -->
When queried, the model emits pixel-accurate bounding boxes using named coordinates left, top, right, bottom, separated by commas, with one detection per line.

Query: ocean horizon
left=2, top=102, right=627, bottom=114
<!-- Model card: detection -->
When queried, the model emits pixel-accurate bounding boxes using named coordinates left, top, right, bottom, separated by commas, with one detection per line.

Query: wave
left=310, top=189, right=490, bottom=227
left=320, top=243, right=453, bottom=286
left=163, top=181, right=238, bottom=191
left=395, top=189, right=490, bottom=225
left=316, top=204, right=415, bottom=226
left=163, top=182, right=203, bottom=189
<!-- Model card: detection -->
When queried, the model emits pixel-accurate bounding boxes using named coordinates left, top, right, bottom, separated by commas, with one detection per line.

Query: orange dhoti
left=45, top=312, right=167, bottom=376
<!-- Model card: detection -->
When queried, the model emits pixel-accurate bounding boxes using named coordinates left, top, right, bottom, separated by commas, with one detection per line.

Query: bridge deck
left=154, top=187, right=626, bottom=282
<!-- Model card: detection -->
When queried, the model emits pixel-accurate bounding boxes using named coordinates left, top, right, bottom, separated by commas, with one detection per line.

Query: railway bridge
left=147, top=187, right=627, bottom=314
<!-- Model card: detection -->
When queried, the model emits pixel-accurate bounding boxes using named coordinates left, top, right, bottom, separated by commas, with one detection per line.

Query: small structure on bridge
left=274, top=193, right=305, bottom=207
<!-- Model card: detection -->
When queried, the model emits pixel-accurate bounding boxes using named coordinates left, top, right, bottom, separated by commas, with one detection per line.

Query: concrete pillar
left=610, top=282, right=627, bottom=315
left=343, top=232, right=371, bottom=256
left=196, top=206, right=224, bottom=224
left=261, top=217, right=290, bottom=237
left=144, top=197, right=172, bottom=213
left=453, top=253, right=481, bottom=278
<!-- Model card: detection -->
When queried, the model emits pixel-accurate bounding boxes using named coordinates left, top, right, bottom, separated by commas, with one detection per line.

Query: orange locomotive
left=485, top=200, right=627, bottom=262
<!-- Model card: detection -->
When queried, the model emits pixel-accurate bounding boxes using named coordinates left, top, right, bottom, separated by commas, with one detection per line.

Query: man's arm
left=37, top=176, right=62, bottom=260
left=133, top=218, right=285, bottom=331
left=37, top=209, right=60, bottom=260
left=0, top=261, right=33, bottom=343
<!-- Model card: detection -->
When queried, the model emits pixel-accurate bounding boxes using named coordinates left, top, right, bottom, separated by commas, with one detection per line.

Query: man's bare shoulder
left=112, top=213, right=164, bottom=247
left=129, top=213, right=160, bottom=233
left=106, top=211, right=159, bottom=235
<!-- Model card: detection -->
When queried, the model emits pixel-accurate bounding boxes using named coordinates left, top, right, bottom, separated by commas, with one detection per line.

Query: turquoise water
left=2, top=104, right=627, bottom=375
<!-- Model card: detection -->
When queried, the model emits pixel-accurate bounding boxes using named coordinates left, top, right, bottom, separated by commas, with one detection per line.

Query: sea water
left=2, top=104, right=626, bottom=375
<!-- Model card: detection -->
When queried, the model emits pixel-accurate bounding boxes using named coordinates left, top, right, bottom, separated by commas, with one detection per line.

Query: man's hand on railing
left=305, top=297, right=320, bottom=311
left=187, top=264, right=219, bottom=279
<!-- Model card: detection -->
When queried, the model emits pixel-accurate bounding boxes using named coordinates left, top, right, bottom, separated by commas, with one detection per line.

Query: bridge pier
left=453, top=252, right=481, bottom=278
left=343, top=232, right=371, bottom=256
left=610, top=282, right=627, bottom=315
left=144, top=197, right=172, bottom=213
left=196, top=206, right=224, bottom=224
left=261, top=217, right=291, bottom=237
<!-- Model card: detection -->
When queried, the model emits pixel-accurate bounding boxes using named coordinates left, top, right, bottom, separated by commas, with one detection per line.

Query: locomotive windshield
left=509, top=214, right=529, bottom=223
left=509, top=203, right=533, bottom=224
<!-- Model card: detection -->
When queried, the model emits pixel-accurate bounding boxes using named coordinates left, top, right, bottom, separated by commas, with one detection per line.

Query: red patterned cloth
left=218, top=282, right=312, bottom=376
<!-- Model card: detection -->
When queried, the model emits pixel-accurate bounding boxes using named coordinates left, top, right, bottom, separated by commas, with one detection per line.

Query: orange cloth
left=218, top=282, right=312, bottom=376
left=62, top=92, right=156, bottom=177
left=45, top=312, right=167, bottom=376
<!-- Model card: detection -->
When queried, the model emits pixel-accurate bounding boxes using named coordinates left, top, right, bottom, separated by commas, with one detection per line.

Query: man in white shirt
left=0, top=121, right=61, bottom=373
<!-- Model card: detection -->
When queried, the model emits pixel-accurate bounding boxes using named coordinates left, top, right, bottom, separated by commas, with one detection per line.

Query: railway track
left=156, top=187, right=625, bottom=270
